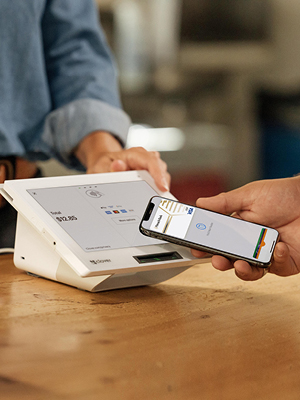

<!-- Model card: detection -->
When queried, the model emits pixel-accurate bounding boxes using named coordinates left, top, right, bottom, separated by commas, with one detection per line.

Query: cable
left=0, top=248, right=14, bottom=254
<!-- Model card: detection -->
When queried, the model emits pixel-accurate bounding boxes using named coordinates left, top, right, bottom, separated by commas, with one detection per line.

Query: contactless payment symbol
left=196, top=223, right=206, bottom=230
left=86, top=190, right=103, bottom=198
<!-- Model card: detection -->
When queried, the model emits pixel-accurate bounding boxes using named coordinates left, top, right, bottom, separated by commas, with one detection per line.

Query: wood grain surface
left=1, top=254, right=300, bottom=400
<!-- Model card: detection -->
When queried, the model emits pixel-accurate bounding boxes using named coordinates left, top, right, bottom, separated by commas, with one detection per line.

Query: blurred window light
left=126, top=124, right=186, bottom=151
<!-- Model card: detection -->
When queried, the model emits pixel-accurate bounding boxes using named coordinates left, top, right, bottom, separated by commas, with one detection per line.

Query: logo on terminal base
left=89, top=259, right=111, bottom=265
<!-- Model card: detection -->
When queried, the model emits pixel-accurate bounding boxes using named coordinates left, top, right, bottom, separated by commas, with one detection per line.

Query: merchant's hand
left=75, top=131, right=170, bottom=192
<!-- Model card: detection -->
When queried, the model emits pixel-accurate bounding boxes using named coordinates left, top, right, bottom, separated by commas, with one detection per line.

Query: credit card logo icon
left=253, top=228, right=267, bottom=259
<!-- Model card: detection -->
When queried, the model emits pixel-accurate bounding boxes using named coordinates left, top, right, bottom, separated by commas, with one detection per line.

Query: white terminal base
left=14, top=213, right=197, bottom=292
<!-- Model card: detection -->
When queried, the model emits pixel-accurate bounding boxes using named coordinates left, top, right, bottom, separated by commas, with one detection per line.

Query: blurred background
left=41, top=0, right=300, bottom=204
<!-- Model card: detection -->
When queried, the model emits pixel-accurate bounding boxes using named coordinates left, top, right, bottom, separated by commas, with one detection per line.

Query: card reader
left=0, top=171, right=204, bottom=291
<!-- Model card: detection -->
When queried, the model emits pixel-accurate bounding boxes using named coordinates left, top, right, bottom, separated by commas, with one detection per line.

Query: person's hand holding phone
left=191, top=176, right=300, bottom=280
left=140, top=196, right=278, bottom=268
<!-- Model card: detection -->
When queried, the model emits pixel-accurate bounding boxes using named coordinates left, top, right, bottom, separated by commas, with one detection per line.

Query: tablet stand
left=13, top=213, right=191, bottom=292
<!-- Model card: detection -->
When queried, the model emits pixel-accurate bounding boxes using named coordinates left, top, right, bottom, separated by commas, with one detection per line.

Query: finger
left=149, top=158, right=170, bottom=192
left=269, top=242, right=298, bottom=276
left=211, top=255, right=269, bottom=281
left=110, top=159, right=128, bottom=172
left=191, top=249, right=208, bottom=259
left=195, top=185, right=252, bottom=215
left=86, top=154, right=114, bottom=174
left=233, top=259, right=265, bottom=281
left=137, top=152, right=170, bottom=192
left=87, top=148, right=170, bottom=192
left=211, top=255, right=233, bottom=271
left=118, top=148, right=170, bottom=192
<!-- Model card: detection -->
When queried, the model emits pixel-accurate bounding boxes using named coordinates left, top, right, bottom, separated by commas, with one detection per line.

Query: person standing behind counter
left=0, top=0, right=170, bottom=248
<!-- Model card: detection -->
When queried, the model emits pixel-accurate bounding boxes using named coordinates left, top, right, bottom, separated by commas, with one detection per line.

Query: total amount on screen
left=56, top=215, right=78, bottom=222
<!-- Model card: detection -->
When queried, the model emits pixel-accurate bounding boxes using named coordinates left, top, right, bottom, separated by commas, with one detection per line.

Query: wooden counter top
left=1, top=254, right=300, bottom=400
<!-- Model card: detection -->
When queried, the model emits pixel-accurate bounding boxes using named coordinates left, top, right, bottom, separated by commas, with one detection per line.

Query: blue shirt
left=0, top=0, right=131, bottom=169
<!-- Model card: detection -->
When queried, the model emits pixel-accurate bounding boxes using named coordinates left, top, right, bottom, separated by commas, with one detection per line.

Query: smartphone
left=139, top=196, right=279, bottom=268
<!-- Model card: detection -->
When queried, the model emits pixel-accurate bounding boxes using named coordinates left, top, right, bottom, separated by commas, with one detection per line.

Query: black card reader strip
left=133, top=252, right=183, bottom=264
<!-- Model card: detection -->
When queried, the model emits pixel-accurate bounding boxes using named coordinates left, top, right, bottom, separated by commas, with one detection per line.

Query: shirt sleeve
left=40, top=0, right=131, bottom=168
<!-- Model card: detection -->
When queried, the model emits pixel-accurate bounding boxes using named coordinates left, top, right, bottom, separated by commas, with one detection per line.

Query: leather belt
left=0, top=156, right=16, bottom=180
left=0, top=157, right=40, bottom=208
left=0, top=156, right=39, bottom=181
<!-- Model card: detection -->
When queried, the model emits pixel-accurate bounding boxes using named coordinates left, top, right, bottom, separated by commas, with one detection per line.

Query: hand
left=75, top=131, right=170, bottom=192
left=191, top=176, right=300, bottom=280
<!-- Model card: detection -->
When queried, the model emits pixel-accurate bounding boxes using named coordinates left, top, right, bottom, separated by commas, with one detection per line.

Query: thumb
left=110, top=159, right=128, bottom=172
left=196, top=187, right=248, bottom=215
left=270, top=242, right=297, bottom=276
left=86, top=157, right=128, bottom=174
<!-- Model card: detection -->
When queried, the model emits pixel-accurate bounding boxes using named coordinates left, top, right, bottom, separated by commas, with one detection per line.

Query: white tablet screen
left=27, top=181, right=158, bottom=252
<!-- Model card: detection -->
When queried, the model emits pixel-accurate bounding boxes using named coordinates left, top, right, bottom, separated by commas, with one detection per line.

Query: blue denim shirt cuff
left=41, top=98, right=131, bottom=169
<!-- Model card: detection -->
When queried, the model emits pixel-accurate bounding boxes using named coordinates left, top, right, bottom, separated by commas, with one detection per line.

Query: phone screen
left=141, top=197, right=279, bottom=265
